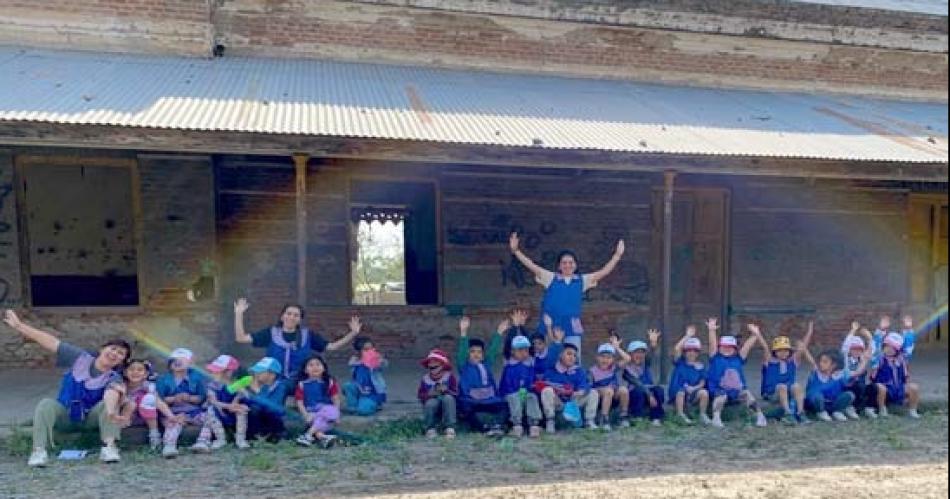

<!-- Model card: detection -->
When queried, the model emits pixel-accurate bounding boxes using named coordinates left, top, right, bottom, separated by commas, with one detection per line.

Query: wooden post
left=293, top=153, right=309, bottom=304
left=660, top=170, right=677, bottom=383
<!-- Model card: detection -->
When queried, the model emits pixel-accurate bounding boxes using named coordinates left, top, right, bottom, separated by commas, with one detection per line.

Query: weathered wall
left=0, top=0, right=212, bottom=56
left=0, top=150, right=23, bottom=309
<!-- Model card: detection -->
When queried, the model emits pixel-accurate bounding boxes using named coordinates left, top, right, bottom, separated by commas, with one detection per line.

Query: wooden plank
left=0, top=122, right=945, bottom=181
left=294, top=153, right=308, bottom=304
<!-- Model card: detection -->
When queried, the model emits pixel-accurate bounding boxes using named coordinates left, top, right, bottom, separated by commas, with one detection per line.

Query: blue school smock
left=668, top=357, right=706, bottom=400
left=262, top=327, right=319, bottom=379
left=589, top=365, right=620, bottom=389
left=622, top=361, right=655, bottom=388
left=542, top=364, right=589, bottom=401
left=761, top=357, right=798, bottom=397
left=706, top=354, right=748, bottom=397
left=56, top=352, right=122, bottom=423
left=499, top=358, right=536, bottom=397
left=351, top=363, right=387, bottom=405
left=156, top=369, right=207, bottom=416
left=244, top=381, right=288, bottom=416
left=534, top=343, right=564, bottom=380
left=535, top=274, right=586, bottom=337
left=458, top=361, right=501, bottom=404
left=298, top=378, right=336, bottom=410
left=873, top=356, right=909, bottom=402
left=207, top=380, right=238, bottom=425
left=806, top=370, right=847, bottom=403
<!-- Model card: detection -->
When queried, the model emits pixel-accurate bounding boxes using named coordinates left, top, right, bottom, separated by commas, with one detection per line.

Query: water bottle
left=903, top=330, right=917, bottom=361
left=518, top=387, right=527, bottom=403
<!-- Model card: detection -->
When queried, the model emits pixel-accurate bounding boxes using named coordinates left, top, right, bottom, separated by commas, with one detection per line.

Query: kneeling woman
left=3, top=310, right=131, bottom=467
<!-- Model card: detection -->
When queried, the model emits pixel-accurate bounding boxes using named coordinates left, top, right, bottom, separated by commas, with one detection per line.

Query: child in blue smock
left=192, top=354, right=249, bottom=452
left=156, top=348, right=206, bottom=458
left=294, top=355, right=342, bottom=448
left=456, top=317, right=508, bottom=436
left=705, top=319, right=768, bottom=429
left=802, top=347, right=868, bottom=422
left=668, top=327, right=710, bottom=425
left=531, top=315, right=566, bottom=380
left=841, top=326, right=884, bottom=419
left=589, top=336, right=631, bottom=431
left=538, top=343, right=596, bottom=433
left=622, top=330, right=665, bottom=426
left=752, top=322, right=811, bottom=424
left=229, top=357, right=289, bottom=443
left=343, top=336, right=387, bottom=416
left=499, top=335, right=542, bottom=438
left=871, top=332, right=921, bottom=419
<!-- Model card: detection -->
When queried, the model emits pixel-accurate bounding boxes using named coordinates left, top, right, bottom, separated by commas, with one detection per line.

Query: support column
left=293, top=153, right=309, bottom=304
left=660, top=170, right=677, bottom=383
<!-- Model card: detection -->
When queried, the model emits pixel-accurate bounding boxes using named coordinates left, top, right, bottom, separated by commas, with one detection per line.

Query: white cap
left=169, top=348, right=194, bottom=361
left=718, top=336, right=738, bottom=348
left=597, top=343, right=617, bottom=355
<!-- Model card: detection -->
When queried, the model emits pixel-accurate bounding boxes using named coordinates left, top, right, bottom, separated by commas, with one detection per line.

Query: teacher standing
left=508, top=233, right=625, bottom=358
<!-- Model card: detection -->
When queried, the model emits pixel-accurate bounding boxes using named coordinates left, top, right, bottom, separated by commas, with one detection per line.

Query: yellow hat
left=771, top=336, right=792, bottom=351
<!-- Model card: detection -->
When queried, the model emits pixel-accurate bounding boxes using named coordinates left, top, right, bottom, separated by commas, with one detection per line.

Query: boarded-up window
left=20, top=161, right=138, bottom=306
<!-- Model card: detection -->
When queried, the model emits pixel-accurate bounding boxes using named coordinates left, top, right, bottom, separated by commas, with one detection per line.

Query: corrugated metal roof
left=795, top=0, right=947, bottom=15
left=0, top=47, right=946, bottom=163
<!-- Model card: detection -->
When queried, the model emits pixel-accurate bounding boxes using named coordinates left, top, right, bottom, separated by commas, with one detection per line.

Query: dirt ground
left=1, top=407, right=947, bottom=498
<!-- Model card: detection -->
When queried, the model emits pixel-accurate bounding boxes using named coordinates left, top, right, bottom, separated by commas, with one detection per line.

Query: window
left=19, top=159, right=139, bottom=306
left=349, top=180, right=437, bottom=305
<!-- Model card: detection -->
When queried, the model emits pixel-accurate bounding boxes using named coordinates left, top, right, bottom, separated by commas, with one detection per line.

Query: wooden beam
left=293, top=153, right=309, bottom=304
left=0, top=122, right=946, bottom=182
left=659, top=170, right=676, bottom=384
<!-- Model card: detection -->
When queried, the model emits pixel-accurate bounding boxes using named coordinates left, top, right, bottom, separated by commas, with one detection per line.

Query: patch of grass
left=517, top=461, right=541, bottom=474
left=2, top=424, right=32, bottom=457
left=360, top=417, right=425, bottom=444
left=240, top=450, right=277, bottom=471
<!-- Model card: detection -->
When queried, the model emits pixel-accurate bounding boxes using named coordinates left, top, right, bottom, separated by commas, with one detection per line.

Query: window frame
left=14, top=154, right=145, bottom=311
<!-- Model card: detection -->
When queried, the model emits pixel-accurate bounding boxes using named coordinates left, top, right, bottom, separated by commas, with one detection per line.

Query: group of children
left=415, top=311, right=924, bottom=439
left=36, top=309, right=926, bottom=462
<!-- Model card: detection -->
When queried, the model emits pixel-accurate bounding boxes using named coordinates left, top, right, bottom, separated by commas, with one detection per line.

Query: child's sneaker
left=191, top=440, right=211, bottom=453
left=908, top=409, right=921, bottom=419
left=831, top=411, right=848, bottom=422
left=99, top=444, right=121, bottom=463
left=796, top=413, right=812, bottom=425
left=148, top=430, right=162, bottom=451
left=711, top=415, right=725, bottom=428
left=678, top=413, right=694, bottom=425
left=879, top=406, right=890, bottom=418
left=844, top=407, right=860, bottom=420
left=425, top=428, right=438, bottom=439
left=528, top=425, right=542, bottom=438
left=586, top=420, right=598, bottom=430
left=755, top=413, right=768, bottom=428
left=27, top=448, right=49, bottom=468
left=618, top=418, right=631, bottom=428
left=817, top=411, right=833, bottom=422
left=162, top=444, right=179, bottom=459
left=650, top=419, right=662, bottom=427
left=863, top=407, right=879, bottom=419
left=444, top=428, right=456, bottom=440
left=296, top=434, right=315, bottom=447
left=235, top=436, right=250, bottom=449
left=486, top=425, right=505, bottom=437
left=508, top=425, right=524, bottom=438
left=317, top=434, right=337, bottom=449
left=781, top=413, right=798, bottom=426
left=211, top=438, right=227, bottom=450
left=545, top=420, right=556, bottom=434
left=700, top=414, right=713, bottom=426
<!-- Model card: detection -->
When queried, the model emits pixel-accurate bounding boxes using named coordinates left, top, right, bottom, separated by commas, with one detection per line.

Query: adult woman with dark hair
left=233, top=298, right=361, bottom=381
left=509, top=233, right=625, bottom=358
left=3, top=310, right=131, bottom=467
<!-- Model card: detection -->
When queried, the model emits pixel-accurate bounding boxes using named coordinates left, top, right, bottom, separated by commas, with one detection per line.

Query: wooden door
left=908, top=194, right=949, bottom=347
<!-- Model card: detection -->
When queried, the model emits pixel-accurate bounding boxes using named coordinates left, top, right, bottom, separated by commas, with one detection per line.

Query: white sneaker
left=508, top=425, right=524, bottom=438
left=191, top=440, right=211, bottom=453
left=618, top=418, right=631, bottom=428
left=162, top=444, right=179, bottom=459
left=545, top=420, right=556, bottom=434
left=296, top=434, right=315, bottom=447
left=28, top=448, right=49, bottom=468
left=148, top=431, right=162, bottom=451
left=678, top=413, right=694, bottom=425
left=235, top=437, right=250, bottom=449
left=586, top=421, right=599, bottom=430
left=879, top=406, right=890, bottom=418
left=908, top=409, right=921, bottom=419
left=832, top=411, right=848, bottom=422
left=99, top=445, right=120, bottom=463
left=600, top=423, right=612, bottom=432
left=711, top=415, right=724, bottom=428
left=864, top=407, right=879, bottom=419
left=700, top=414, right=713, bottom=426
left=210, top=438, right=227, bottom=450
left=651, top=419, right=662, bottom=427
left=425, top=428, right=438, bottom=439
left=844, top=407, right=860, bottom=420
left=755, top=413, right=768, bottom=427
left=817, top=411, right=833, bottom=422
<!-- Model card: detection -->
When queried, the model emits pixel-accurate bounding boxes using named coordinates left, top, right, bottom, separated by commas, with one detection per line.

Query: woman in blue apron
left=509, top=232, right=625, bottom=360
left=233, top=298, right=361, bottom=383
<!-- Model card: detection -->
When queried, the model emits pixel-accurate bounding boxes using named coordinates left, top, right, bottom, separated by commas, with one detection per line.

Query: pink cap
left=683, top=337, right=702, bottom=351
left=206, top=354, right=240, bottom=373
left=884, top=332, right=904, bottom=352
left=137, top=392, right=158, bottom=419
left=361, top=349, right=382, bottom=370
left=845, top=336, right=866, bottom=351
left=719, top=335, right=738, bottom=348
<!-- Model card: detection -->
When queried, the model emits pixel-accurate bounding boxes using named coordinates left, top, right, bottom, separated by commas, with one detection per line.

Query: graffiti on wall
left=0, top=182, right=15, bottom=304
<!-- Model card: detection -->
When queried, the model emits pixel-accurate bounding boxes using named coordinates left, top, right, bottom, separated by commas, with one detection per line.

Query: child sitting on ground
left=156, top=348, right=206, bottom=458
left=417, top=349, right=459, bottom=439
left=841, top=324, right=883, bottom=419
left=343, top=336, right=387, bottom=416
left=456, top=317, right=508, bottom=436
left=803, top=346, right=869, bottom=422
left=706, top=319, right=768, bottom=428
left=104, top=359, right=181, bottom=450
left=538, top=343, right=596, bottom=433
left=623, top=329, right=665, bottom=427
left=192, top=355, right=249, bottom=452
left=752, top=322, right=811, bottom=425
left=589, top=334, right=631, bottom=430
left=229, top=357, right=289, bottom=443
left=668, top=327, right=710, bottom=425
left=871, top=332, right=921, bottom=419
left=295, top=355, right=342, bottom=448
left=532, top=315, right=565, bottom=380
left=498, top=335, right=542, bottom=438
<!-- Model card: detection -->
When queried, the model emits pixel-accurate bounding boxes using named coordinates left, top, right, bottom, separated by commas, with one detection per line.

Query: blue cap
left=626, top=340, right=648, bottom=352
left=511, top=335, right=531, bottom=349
left=597, top=343, right=617, bottom=355
left=249, top=357, right=282, bottom=375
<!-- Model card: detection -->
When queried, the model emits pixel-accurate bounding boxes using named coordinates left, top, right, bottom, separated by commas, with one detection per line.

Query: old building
left=0, top=0, right=946, bottom=375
